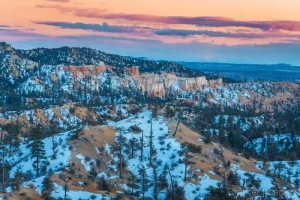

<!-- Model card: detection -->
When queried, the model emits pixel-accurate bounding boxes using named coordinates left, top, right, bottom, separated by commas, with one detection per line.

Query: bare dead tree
left=140, top=130, right=144, bottom=161
left=149, top=119, right=154, bottom=165
left=173, top=118, right=181, bottom=137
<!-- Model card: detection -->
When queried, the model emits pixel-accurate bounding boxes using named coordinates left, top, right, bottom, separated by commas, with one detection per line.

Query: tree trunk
left=119, top=152, right=123, bottom=178
left=168, top=168, right=175, bottom=200
left=130, top=139, right=135, bottom=158
left=64, top=182, right=67, bottom=200
left=9, top=142, right=12, bottom=156
left=173, top=119, right=180, bottom=136
left=153, top=166, right=158, bottom=200
left=36, top=150, right=39, bottom=177
left=142, top=172, right=145, bottom=200
left=2, top=147, right=4, bottom=192
left=52, top=135, right=56, bottom=158
left=184, top=154, right=187, bottom=181
left=149, top=120, right=153, bottom=165
left=1, top=133, right=5, bottom=192
left=140, top=131, right=144, bottom=161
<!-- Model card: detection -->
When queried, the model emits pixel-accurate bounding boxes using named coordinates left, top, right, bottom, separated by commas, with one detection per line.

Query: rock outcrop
left=133, top=73, right=223, bottom=97
left=64, top=62, right=111, bottom=77
left=125, top=66, right=140, bottom=76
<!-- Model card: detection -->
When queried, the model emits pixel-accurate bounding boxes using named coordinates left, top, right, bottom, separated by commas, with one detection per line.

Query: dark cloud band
left=155, top=29, right=300, bottom=39
left=36, top=4, right=300, bottom=32
left=34, top=21, right=300, bottom=40
left=34, top=21, right=142, bottom=33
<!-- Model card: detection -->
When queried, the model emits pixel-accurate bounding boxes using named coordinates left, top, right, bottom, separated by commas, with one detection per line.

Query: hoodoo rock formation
left=125, top=66, right=140, bottom=76
left=64, top=61, right=111, bottom=77
left=133, top=72, right=223, bottom=97
left=50, top=63, right=223, bottom=97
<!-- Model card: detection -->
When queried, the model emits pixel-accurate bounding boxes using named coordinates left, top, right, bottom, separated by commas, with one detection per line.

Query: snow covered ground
left=244, top=133, right=300, bottom=154
left=51, top=183, right=113, bottom=200
left=256, top=160, right=300, bottom=186
left=214, top=114, right=264, bottom=132
left=103, top=110, right=220, bottom=199
left=23, top=175, right=113, bottom=200
left=4, top=110, right=299, bottom=199
left=8, top=131, right=73, bottom=178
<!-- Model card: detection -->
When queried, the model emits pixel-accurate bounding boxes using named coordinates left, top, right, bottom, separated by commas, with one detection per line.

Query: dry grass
left=167, top=119, right=260, bottom=180
left=69, top=125, right=116, bottom=177
left=1, top=187, right=42, bottom=200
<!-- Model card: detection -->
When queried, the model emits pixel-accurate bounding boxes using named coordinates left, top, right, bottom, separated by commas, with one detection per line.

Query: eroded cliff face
left=64, top=61, right=111, bottom=77
left=125, top=66, right=140, bottom=76
left=127, top=66, right=223, bottom=97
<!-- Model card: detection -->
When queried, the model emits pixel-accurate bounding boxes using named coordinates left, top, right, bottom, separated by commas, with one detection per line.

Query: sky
left=1, top=0, right=300, bottom=65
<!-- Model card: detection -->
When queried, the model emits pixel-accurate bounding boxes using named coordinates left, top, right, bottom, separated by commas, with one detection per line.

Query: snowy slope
left=8, top=131, right=73, bottom=178
left=244, top=133, right=300, bottom=154
left=104, top=110, right=219, bottom=199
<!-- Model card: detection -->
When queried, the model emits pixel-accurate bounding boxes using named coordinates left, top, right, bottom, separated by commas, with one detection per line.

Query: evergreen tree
left=96, top=176, right=111, bottom=192
left=0, top=132, right=8, bottom=192
left=182, top=148, right=193, bottom=181
left=112, top=129, right=126, bottom=178
left=140, top=130, right=144, bottom=161
left=173, top=117, right=181, bottom=137
left=137, top=166, right=151, bottom=200
left=158, top=164, right=169, bottom=190
left=127, top=171, right=138, bottom=198
left=3, top=123, right=20, bottom=155
left=149, top=119, right=154, bottom=165
left=152, top=164, right=159, bottom=200
left=205, top=182, right=243, bottom=200
left=166, top=183, right=186, bottom=200
left=128, top=137, right=137, bottom=158
left=11, top=165, right=24, bottom=192
left=29, top=125, right=46, bottom=177
left=152, top=105, right=158, bottom=118
left=42, top=176, right=54, bottom=199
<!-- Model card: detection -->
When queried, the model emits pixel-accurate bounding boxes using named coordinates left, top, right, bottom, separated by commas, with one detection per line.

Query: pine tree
left=0, top=131, right=7, bottom=192
left=11, top=165, right=24, bottom=192
left=167, top=167, right=177, bottom=200
left=49, top=119, right=59, bottom=159
left=137, top=166, right=151, bottom=200
left=140, top=130, right=144, bottom=161
left=166, top=183, right=185, bottom=200
left=127, top=171, right=138, bottom=198
left=149, top=119, right=154, bottom=165
left=152, top=164, right=159, bottom=200
left=173, top=118, right=181, bottom=137
left=129, top=137, right=137, bottom=158
left=112, top=129, right=126, bottom=178
left=3, top=123, right=20, bottom=155
left=60, top=175, right=71, bottom=200
left=42, top=176, right=54, bottom=199
left=29, top=125, right=46, bottom=177
left=152, top=105, right=158, bottom=118
left=158, top=164, right=169, bottom=190
left=96, top=176, right=111, bottom=192
left=182, top=148, right=193, bottom=181
left=205, top=182, right=239, bottom=200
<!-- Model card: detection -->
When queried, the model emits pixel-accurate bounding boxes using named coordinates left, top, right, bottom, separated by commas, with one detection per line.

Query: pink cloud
left=36, top=4, right=300, bottom=32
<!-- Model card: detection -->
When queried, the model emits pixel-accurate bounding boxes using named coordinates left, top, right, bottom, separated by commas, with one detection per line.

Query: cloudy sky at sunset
left=1, top=0, right=300, bottom=65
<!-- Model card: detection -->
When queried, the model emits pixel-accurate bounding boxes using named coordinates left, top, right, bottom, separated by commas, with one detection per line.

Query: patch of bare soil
left=69, top=125, right=116, bottom=177
left=167, top=119, right=260, bottom=180
left=1, top=187, right=42, bottom=200
left=65, top=125, right=126, bottom=197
